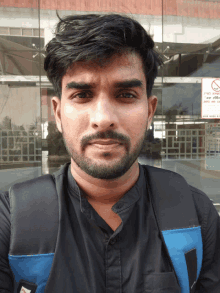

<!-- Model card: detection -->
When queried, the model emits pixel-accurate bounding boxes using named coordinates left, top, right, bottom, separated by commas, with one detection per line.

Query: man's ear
left=147, top=95, right=157, bottom=129
left=51, top=96, right=62, bottom=133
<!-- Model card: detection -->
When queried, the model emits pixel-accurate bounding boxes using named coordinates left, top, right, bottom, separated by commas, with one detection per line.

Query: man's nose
left=90, top=97, right=118, bottom=130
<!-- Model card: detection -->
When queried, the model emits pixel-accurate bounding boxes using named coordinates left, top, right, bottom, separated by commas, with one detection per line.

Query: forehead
left=62, top=52, right=146, bottom=90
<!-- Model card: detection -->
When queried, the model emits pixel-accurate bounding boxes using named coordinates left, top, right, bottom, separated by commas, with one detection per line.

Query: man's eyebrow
left=114, top=79, right=143, bottom=89
left=65, top=79, right=143, bottom=90
left=66, top=82, right=94, bottom=90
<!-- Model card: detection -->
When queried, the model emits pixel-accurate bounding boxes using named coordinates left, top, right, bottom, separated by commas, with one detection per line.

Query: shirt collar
left=67, top=163, right=146, bottom=214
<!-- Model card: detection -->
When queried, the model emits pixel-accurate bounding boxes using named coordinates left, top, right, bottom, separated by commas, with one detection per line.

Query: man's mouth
left=88, top=139, right=123, bottom=145
left=87, top=139, right=123, bottom=151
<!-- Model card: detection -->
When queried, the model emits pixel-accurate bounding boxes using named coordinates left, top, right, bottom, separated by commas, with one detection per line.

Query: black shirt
left=0, top=163, right=220, bottom=292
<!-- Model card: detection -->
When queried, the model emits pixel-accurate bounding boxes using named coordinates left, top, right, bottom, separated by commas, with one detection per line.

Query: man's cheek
left=64, top=103, right=74, bottom=115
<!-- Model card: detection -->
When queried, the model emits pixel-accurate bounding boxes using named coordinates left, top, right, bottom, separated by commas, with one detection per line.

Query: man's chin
left=72, top=156, right=133, bottom=180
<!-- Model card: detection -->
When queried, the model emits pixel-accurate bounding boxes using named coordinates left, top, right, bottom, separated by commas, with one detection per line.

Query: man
left=0, top=13, right=220, bottom=293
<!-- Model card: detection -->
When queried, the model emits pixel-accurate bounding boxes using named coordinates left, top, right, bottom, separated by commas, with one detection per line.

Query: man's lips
left=88, top=139, right=123, bottom=145
left=86, top=140, right=124, bottom=151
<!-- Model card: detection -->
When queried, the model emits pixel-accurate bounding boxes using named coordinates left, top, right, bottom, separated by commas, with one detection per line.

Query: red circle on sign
left=211, top=79, right=220, bottom=92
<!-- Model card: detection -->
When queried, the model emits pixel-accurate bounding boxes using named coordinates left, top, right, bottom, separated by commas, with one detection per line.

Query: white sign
left=201, top=78, right=220, bottom=119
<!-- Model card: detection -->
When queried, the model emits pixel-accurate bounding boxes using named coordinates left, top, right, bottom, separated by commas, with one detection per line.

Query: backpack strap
left=8, top=174, right=59, bottom=293
left=143, top=165, right=203, bottom=293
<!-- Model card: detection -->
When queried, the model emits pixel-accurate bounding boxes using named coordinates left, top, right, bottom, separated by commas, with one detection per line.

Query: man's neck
left=70, top=160, right=140, bottom=205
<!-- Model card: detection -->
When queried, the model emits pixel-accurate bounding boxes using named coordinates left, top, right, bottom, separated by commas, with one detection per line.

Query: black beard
left=61, top=126, right=149, bottom=180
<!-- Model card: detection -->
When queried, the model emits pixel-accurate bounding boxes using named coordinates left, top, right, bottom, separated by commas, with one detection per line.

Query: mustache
left=81, top=130, right=130, bottom=149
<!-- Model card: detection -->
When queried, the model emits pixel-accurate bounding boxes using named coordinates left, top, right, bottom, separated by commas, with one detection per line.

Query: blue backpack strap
left=143, top=165, right=203, bottom=293
left=8, top=174, right=59, bottom=293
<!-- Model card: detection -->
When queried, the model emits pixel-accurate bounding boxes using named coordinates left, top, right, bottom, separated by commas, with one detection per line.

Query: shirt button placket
left=105, top=238, right=121, bottom=293
left=109, top=238, right=117, bottom=245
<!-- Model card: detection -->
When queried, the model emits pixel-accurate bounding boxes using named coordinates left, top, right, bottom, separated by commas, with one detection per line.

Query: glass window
left=0, top=27, right=9, bottom=35
left=22, top=28, right=33, bottom=36
left=10, top=28, right=21, bottom=36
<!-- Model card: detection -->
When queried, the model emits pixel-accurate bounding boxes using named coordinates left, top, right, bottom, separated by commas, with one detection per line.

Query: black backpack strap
left=8, top=174, right=59, bottom=292
left=142, top=165, right=203, bottom=293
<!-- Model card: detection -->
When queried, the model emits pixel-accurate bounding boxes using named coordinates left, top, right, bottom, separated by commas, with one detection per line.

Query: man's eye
left=77, top=92, right=90, bottom=99
left=118, top=92, right=136, bottom=99
left=72, top=92, right=91, bottom=99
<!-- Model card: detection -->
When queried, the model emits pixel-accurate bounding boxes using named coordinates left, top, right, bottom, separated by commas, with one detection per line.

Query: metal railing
left=0, top=129, right=41, bottom=163
left=161, top=128, right=206, bottom=159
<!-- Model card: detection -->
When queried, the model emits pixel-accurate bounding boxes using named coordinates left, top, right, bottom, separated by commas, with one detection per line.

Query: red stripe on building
left=0, top=0, right=219, bottom=19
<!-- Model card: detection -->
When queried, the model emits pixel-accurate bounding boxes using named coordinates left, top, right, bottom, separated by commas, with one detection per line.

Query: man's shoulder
left=0, top=191, right=9, bottom=206
left=141, top=164, right=187, bottom=180
left=0, top=191, right=10, bottom=231
left=141, top=163, right=217, bottom=217
left=0, top=162, right=69, bottom=209
left=189, top=184, right=211, bottom=202
left=189, top=184, right=219, bottom=227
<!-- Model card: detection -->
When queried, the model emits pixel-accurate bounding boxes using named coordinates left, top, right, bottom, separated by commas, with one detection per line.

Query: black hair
left=44, top=13, right=163, bottom=99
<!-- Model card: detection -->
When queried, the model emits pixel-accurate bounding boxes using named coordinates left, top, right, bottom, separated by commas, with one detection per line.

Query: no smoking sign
left=211, top=79, right=220, bottom=92
left=202, top=78, right=220, bottom=119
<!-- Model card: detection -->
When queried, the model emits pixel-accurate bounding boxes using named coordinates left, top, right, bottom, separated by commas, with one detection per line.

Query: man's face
left=52, top=52, right=157, bottom=180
